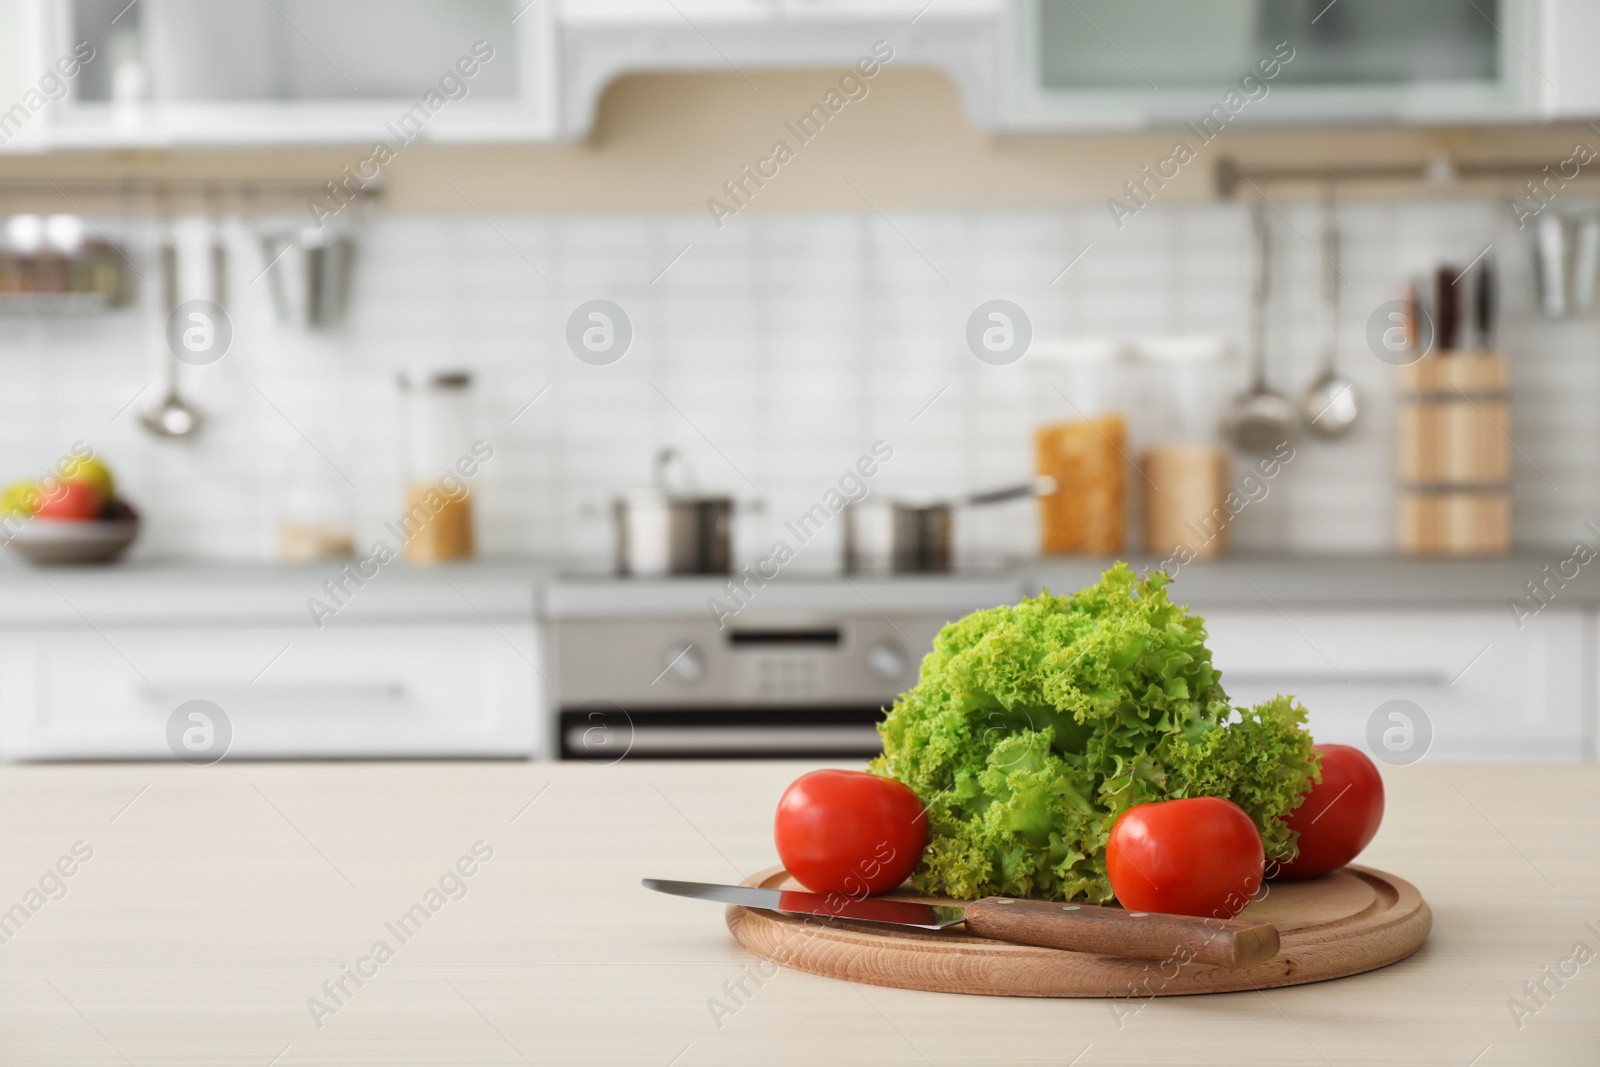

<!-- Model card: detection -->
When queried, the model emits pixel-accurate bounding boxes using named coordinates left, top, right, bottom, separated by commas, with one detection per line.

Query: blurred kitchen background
left=0, top=0, right=1597, bottom=765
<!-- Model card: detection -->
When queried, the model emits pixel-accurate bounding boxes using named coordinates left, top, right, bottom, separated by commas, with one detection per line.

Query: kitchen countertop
left=0, top=554, right=1592, bottom=625
left=1027, top=554, right=1595, bottom=608
left=1, top=760, right=1594, bottom=1065
left=0, top=560, right=550, bottom=624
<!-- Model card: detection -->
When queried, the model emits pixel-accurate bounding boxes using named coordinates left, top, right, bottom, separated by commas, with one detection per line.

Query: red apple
left=36, top=481, right=104, bottom=521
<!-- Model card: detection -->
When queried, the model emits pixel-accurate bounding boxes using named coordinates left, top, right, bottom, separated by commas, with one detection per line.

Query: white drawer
left=0, top=624, right=543, bottom=760
left=1202, top=608, right=1585, bottom=761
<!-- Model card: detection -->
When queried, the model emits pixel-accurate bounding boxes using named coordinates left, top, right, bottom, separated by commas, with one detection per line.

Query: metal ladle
left=141, top=234, right=202, bottom=438
left=1302, top=195, right=1359, bottom=438
left=1223, top=203, right=1297, bottom=454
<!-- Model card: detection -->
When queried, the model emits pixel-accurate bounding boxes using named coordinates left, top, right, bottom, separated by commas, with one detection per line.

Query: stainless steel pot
left=843, top=477, right=1056, bottom=574
left=614, top=449, right=735, bottom=577
left=844, top=500, right=951, bottom=575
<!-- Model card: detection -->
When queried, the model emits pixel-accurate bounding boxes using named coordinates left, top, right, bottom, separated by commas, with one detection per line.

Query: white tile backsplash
left=3, top=196, right=1598, bottom=569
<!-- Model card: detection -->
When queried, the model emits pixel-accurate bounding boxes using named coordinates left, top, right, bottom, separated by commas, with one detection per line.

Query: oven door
left=557, top=703, right=886, bottom=761
left=550, top=614, right=929, bottom=760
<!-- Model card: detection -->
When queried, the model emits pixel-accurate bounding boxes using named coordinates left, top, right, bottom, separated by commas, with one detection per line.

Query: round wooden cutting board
left=725, top=865, right=1431, bottom=997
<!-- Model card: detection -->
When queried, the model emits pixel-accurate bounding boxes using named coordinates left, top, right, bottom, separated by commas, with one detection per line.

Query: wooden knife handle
left=963, top=897, right=1280, bottom=968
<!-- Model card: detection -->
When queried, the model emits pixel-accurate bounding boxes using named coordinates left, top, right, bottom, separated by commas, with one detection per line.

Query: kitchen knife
left=1476, top=255, right=1496, bottom=351
left=1405, top=280, right=1421, bottom=353
left=1436, top=265, right=1460, bottom=352
left=643, top=878, right=1280, bottom=968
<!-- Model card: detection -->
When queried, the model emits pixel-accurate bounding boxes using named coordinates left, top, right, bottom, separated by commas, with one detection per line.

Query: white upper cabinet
left=3, top=0, right=1592, bottom=149
left=553, top=0, right=1004, bottom=136
left=780, top=0, right=1003, bottom=17
left=0, top=0, right=54, bottom=151
left=6, top=0, right=998, bottom=147
left=1540, top=0, right=1600, bottom=118
left=558, top=0, right=779, bottom=23
left=558, top=1, right=1000, bottom=23
left=14, top=0, right=557, bottom=148
left=1004, top=0, right=1600, bottom=130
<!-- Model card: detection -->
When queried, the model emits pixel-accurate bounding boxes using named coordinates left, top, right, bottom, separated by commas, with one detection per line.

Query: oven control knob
left=865, top=640, right=909, bottom=683
left=661, top=643, right=705, bottom=684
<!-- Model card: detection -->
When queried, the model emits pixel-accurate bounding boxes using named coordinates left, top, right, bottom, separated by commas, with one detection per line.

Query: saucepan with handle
left=843, top=476, right=1057, bottom=574
left=612, top=448, right=764, bottom=577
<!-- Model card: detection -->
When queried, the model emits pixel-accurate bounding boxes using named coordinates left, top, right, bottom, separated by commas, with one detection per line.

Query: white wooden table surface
left=0, top=759, right=1593, bottom=1065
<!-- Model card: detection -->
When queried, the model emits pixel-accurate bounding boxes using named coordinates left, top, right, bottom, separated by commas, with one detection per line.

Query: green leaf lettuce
left=870, top=563, right=1320, bottom=903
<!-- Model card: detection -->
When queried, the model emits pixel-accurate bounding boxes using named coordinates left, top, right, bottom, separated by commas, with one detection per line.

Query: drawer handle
left=1222, top=672, right=1449, bottom=687
left=143, top=684, right=409, bottom=706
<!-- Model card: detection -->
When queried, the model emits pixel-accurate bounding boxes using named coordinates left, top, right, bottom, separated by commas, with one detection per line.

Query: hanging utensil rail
left=1216, top=155, right=1600, bottom=199
left=0, top=178, right=381, bottom=213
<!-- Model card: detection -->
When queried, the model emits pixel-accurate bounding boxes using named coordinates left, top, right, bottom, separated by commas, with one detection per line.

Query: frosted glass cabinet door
left=0, top=1, right=25, bottom=107
left=1035, top=0, right=1500, bottom=91
left=1009, top=0, right=1537, bottom=128
left=52, top=0, right=556, bottom=144
left=74, top=0, right=520, bottom=102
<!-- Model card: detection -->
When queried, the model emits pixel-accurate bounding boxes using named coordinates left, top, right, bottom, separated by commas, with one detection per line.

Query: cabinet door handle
left=143, top=684, right=409, bottom=706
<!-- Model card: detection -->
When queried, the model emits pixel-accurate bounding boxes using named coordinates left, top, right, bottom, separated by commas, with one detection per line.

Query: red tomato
left=774, top=770, right=926, bottom=897
left=1274, top=744, right=1385, bottom=879
left=1107, top=797, right=1264, bottom=918
left=36, top=480, right=103, bottom=521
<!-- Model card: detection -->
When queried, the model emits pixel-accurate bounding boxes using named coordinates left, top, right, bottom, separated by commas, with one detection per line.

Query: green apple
left=0, top=480, right=39, bottom=517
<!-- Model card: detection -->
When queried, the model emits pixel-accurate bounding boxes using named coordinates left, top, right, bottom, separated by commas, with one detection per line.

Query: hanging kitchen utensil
left=1531, top=212, right=1599, bottom=318
left=1224, top=203, right=1297, bottom=454
left=141, top=232, right=202, bottom=439
left=1301, top=195, right=1358, bottom=439
left=210, top=207, right=227, bottom=322
left=1534, top=212, right=1571, bottom=318
left=1572, top=213, right=1600, bottom=314
left=260, top=224, right=355, bottom=327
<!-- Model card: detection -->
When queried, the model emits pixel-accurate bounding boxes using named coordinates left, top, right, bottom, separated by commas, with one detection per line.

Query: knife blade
left=643, top=878, right=1280, bottom=968
left=644, top=878, right=966, bottom=929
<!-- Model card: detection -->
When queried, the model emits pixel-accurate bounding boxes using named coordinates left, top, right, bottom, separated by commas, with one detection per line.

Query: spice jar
left=1031, top=341, right=1127, bottom=555
left=1133, top=338, right=1231, bottom=559
left=398, top=369, right=476, bottom=564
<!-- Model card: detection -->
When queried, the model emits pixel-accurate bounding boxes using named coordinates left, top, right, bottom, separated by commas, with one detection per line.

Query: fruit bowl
left=5, top=518, right=139, bottom=565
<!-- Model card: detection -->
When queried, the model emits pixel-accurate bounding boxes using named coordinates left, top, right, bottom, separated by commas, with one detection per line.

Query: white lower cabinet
left=0, top=592, right=1591, bottom=763
left=1201, top=608, right=1587, bottom=762
left=0, top=624, right=543, bottom=761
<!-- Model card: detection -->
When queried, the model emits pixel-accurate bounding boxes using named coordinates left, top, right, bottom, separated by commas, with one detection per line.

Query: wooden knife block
left=1396, top=353, right=1510, bottom=556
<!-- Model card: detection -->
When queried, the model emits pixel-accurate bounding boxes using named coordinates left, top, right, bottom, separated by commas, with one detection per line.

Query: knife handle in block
left=963, top=897, right=1279, bottom=968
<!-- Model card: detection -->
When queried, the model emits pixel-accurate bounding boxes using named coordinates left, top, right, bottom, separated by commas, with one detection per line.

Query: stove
left=542, top=575, right=1021, bottom=759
